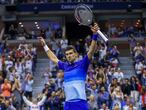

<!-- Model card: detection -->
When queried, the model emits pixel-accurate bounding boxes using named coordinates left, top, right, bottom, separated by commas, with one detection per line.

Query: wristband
left=92, top=34, right=99, bottom=41
left=43, top=45, right=49, bottom=52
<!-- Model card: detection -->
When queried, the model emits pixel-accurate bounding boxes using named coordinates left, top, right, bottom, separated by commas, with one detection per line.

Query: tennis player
left=39, top=23, right=99, bottom=110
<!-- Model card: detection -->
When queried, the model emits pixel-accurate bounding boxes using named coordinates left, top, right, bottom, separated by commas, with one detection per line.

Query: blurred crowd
left=108, top=24, right=145, bottom=38
left=0, top=39, right=37, bottom=109
left=5, top=23, right=146, bottom=41
left=4, top=24, right=62, bottom=40
left=0, top=30, right=145, bottom=110
left=129, top=36, right=146, bottom=83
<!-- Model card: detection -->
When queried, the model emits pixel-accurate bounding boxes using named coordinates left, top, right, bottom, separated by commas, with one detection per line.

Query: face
left=125, top=79, right=128, bottom=84
left=101, top=87, right=105, bottom=92
left=91, top=85, right=96, bottom=90
left=5, top=100, right=10, bottom=107
left=65, top=49, right=77, bottom=63
left=114, top=45, right=117, bottom=49
left=4, top=79, right=8, bottom=84
left=102, top=103, right=106, bottom=109
left=114, top=103, right=120, bottom=110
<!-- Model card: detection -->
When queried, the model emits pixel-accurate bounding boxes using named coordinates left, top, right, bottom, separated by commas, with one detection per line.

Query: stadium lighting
left=137, top=19, right=141, bottom=22
left=35, top=22, right=38, bottom=24
left=21, top=25, right=23, bottom=27
left=36, top=25, right=39, bottom=27
left=37, top=27, right=40, bottom=29
left=19, top=22, right=22, bottom=25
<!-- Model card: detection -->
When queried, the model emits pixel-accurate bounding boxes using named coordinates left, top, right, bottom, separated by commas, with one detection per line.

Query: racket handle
left=97, top=30, right=108, bottom=42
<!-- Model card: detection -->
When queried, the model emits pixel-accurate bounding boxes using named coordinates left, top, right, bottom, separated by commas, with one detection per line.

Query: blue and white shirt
left=58, top=55, right=90, bottom=101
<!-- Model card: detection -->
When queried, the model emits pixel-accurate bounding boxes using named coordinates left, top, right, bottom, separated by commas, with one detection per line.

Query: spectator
left=128, top=35, right=136, bottom=54
left=123, top=102, right=137, bottom=110
left=111, top=86, right=123, bottom=110
left=109, top=24, right=117, bottom=37
left=1, top=79, right=11, bottom=98
left=5, top=55, right=13, bottom=72
left=88, top=94, right=98, bottom=110
left=42, top=68, right=52, bottom=84
left=141, top=69, right=146, bottom=86
left=97, top=86, right=109, bottom=108
left=106, top=67, right=114, bottom=83
left=135, top=77, right=142, bottom=93
left=113, top=68, right=124, bottom=82
left=7, top=67, right=17, bottom=84
left=60, top=37, right=68, bottom=50
left=113, top=103, right=120, bottom=110
left=110, top=58, right=119, bottom=68
left=121, top=78, right=131, bottom=96
left=8, top=24, right=18, bottom=40
left=22, top=92, right=47, bottom=110
left=133, top=43, right=143, bottom=58
left=24, top=55, right=33, bottom=74
left=99, top=43, right=107, bottom=62
left=11, top=78, right=22, bottom=110
left=110, top=45, right=120, bottom=59
left=45, top=28, right=52, bottom=39
left=87, top=83, right=98, bottom=99
left=4, top=99, right=16, bottom=110
left=14, top=58, right=23, bottom=80
left=135, top=60, right=144, bottom=80
left=99, top=103, right=109, bottom=110
left=56, top=70, right=64, bottom=89
left=139, top=86, right=146, bottom=110
left=24, top=74, right=34, bottom=100
left=130, top=76, right=139, bottom=104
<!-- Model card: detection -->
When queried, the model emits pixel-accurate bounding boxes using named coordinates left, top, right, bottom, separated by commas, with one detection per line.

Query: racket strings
left=75, top=5, right=93, bottom=26
left=74, top=4, right=108, bottom=42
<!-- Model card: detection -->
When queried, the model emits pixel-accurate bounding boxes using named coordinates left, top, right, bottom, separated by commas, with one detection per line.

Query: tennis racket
left=74, top=4, right=108, bottom=42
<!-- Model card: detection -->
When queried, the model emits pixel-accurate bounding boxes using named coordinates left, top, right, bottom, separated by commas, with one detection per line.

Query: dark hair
left=64, top=45, right=77, bottom=53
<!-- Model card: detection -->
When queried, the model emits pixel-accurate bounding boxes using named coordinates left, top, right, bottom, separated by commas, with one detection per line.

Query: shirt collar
left=67, top=58, right=79, bottom=65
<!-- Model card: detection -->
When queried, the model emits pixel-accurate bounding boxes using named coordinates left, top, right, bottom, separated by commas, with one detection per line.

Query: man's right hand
left=38, top=37, right=46, bottom=46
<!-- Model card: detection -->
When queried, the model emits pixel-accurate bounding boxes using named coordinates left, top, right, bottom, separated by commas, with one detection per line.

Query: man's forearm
left=89, top=40, right=97, bottom=55
left=87, top=34, right=98, bottom=60
left=43, top=44, right=59, bottom=64
left=22, top=96, right=32, bottom=106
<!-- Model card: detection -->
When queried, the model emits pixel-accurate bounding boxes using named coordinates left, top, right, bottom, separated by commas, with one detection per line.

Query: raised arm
left=87, top=23, right=100, bottom=60
left=22, top=95, right=33, bottom=106
left=38, top=94, right=47, bottom=106
left=38, top=37, right=59, bottom=65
